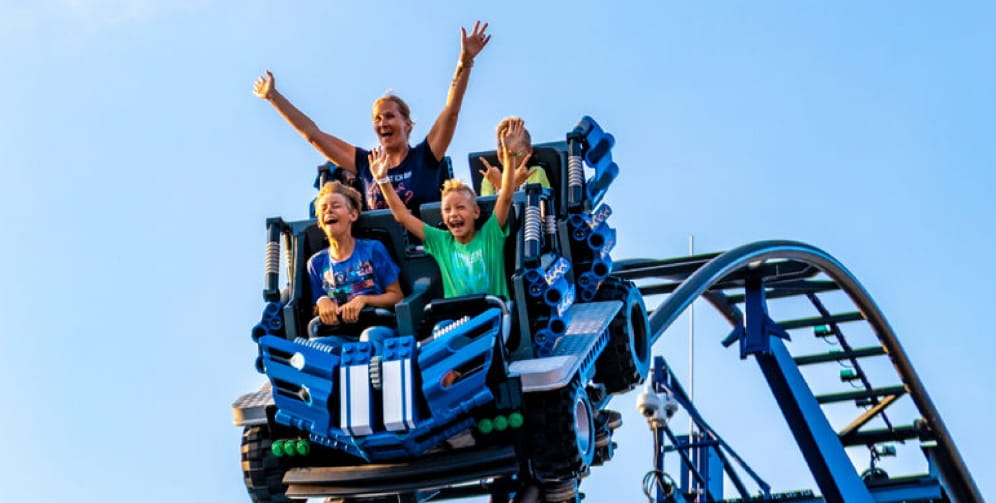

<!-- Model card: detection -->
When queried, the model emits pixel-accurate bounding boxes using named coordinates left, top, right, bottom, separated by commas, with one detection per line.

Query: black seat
left=419, top=195, right=498, bottom=231
left=468, top=141, right=566, bottom=215
left=419, top=195, right=521, bottom=300
left=294, top=209, right=444, bottom=340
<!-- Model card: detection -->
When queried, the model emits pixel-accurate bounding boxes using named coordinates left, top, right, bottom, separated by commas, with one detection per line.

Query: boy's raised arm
left=370, top=148, right=425, bottom=241
left=493, top=119, right=527, bottom=228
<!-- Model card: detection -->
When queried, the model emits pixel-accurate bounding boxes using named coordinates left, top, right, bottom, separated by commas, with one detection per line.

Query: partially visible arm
left=493, top=154, right=523, bottom=229
left=478, top=157, right=502, bottom=193
left=337, top=281, right=403, bottom=323
left=426, top=22, right=491, bottom=161
left=316, top=297, right=341, bottom=325
left=370, top=149, right=425, bottom=240
left=254, top=70, right=358, bottom=173
left=510, top=164, right=539, bottom=192
left=367, top=281, right=403, bottom=308
left=493, top=119, right=527, bottom=228
left=309, top=257, right=341, bottom=325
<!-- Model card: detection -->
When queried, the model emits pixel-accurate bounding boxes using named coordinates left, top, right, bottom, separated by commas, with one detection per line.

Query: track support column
left=734, top=276, right=874, bottom=503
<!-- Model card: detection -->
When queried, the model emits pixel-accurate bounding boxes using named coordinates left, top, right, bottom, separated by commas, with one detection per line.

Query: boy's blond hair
left=441, top=178, right=477, bottom=205
left=316, top=181, right=363, bottom=213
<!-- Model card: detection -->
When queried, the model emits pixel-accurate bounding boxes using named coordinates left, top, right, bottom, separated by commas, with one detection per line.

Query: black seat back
left=291, top=210, right=444, bottom=339
left=313, top=156, right=455, bottom=216
left=419, top=195, right=521, bottom=298
left=468, top=141, right=566, bottom=215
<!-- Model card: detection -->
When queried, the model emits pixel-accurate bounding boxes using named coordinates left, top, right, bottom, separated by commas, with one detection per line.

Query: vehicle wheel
left=524, top=379, right=595, bottom=481
left=241, top=425, right=304, bottom=503
left=594, top=277, right=651, bottom=394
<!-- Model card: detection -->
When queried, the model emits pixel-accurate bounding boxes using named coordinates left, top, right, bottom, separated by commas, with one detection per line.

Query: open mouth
left=447, top=219, right=465, bottom=232
left=323, top=215, right=339, bottom=226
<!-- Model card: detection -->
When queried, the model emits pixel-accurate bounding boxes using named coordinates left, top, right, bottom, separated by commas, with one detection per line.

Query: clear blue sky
left=2, top=1, right=993, bottom=501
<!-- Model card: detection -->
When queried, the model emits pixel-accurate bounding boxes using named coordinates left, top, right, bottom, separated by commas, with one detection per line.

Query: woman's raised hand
left=252, top=70, right=275, bottom=99
left=460, top=21, right=491, bottom=63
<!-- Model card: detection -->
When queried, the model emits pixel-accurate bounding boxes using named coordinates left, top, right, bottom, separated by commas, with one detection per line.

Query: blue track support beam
left=741, top=277, right=791, bottom=359
left=754, top=336, right=874, bottom=503
left=739, top=276, right=872, bottom=502
left=641, top=240, right=981, bottom=501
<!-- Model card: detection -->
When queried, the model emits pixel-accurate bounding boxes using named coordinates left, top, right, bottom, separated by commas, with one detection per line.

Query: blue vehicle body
left=234, top=115, right=982, bottom=503
left=233, top=116, right=649, bottom=503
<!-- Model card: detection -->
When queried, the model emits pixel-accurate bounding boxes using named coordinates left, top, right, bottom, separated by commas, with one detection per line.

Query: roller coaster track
left=614, top=240, right=983, bottom=502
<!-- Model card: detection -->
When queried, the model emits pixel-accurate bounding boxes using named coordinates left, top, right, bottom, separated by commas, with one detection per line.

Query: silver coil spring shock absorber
left=568, top=153, right=584, bottom=196
left=263, top=220, right=287, bottom=301
left=264, top=241, right=280, bottom=278
left=524, top=204, right=542, bottom=256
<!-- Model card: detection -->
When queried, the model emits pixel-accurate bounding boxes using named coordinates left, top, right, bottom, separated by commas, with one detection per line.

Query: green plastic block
left=478, top=418, right=494, bottom=434
left=493, top=415, right=508, bottom=431
left=295, top=439, right=310, bottom=456
left=283, top=440, right=296, bottom=456
left=271, top=441, right=285, bottom=457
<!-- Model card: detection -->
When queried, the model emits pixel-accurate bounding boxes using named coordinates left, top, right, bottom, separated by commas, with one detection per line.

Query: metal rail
left=638, top=240, right=982, bottom=502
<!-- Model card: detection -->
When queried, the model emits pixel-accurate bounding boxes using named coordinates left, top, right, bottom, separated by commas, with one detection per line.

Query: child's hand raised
left=478, top=157, right=503, bottom=190
left=512, top=163, right=537, bottom=190
left=505, top=151, right=532, bottom=187
left=368, top=147, right=391, bottom=181
left=498, top=118, right=528, bottom=167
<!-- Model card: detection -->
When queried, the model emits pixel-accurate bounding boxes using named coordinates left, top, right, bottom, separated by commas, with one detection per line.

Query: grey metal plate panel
left=509, top=300, right=621, bottom=392
left=232, top=381, right=274, bottom=426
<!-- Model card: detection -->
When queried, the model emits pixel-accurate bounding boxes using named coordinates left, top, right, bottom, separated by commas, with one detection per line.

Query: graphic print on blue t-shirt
left=450, top=248, right=488, bottom=294
left=307, top=239, right=400, bottom=306
left=323, top=259, right=377, bottom=304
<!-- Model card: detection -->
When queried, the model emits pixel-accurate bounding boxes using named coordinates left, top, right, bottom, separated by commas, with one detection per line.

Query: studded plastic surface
left=231, top=382, right=274, bottom=426
left=510, top=300, right=621, bottom=392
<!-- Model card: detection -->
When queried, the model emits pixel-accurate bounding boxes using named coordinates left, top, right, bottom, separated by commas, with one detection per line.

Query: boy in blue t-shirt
left=307, top=181, right=403, bottom=353
left=371, top=118, right=528, bottom=299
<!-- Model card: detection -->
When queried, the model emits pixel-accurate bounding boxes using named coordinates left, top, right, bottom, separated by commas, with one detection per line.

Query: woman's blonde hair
left=373, top=94, right=414, bottom=123
left=315, top=181, right=363, bottom=213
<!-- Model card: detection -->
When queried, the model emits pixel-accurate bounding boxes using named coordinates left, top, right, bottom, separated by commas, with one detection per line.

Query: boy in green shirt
left=371, top=119, right=528, bottom=299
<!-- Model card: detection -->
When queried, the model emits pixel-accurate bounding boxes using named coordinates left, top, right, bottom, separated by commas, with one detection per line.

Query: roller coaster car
left=233, top=117, right=649, bottom=502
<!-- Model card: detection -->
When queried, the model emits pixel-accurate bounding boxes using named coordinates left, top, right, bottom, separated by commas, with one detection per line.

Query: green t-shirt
left=422, top=213, right=509, bottom=298
left=480, top=165, right=551, bottom=196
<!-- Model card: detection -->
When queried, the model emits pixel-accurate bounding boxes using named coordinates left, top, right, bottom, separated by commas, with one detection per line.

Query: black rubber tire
left=524, top=379, right=595, bottom=481
left=594, top=276, right=651, bottom=394
left=241, top=425, right=304, bottom=503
